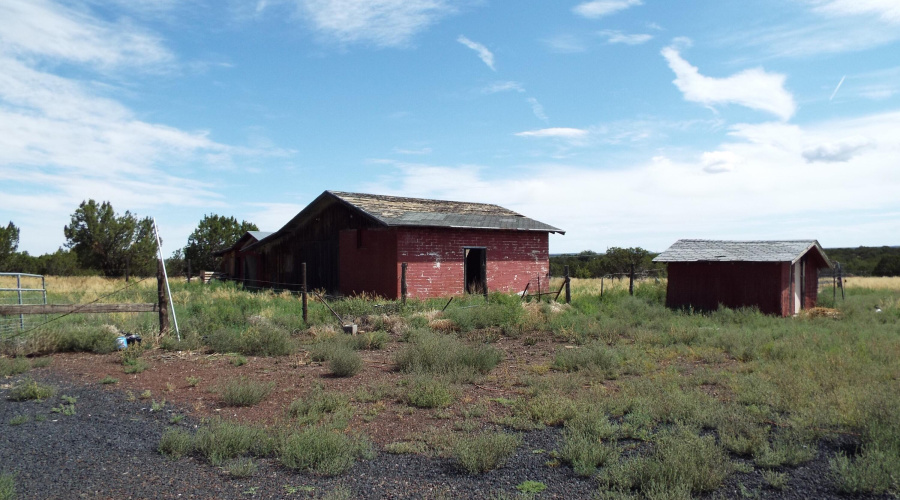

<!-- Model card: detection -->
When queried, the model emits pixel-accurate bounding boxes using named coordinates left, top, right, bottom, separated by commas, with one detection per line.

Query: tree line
left=0, top=200, right=256, bottom=278
left=550, top=248, right=666, bottom=279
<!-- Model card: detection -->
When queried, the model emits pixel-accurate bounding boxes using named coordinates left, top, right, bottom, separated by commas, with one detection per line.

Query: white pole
left=152, top=218, right=181, bottom=341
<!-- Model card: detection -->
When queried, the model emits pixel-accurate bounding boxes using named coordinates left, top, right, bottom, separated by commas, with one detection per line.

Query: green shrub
left=328, top=346, right=362, bottom=377
left=7, top=378, right=55, bottom=401
left=560, top=410, right=621, bottom=476
left=224, top=457, right=258, bottom=477
left=289, top=386, right=352, bottom=428
left=395, top=330, right=501, bottom=381
left=551, top=342, right=620, bottom=378
left=218, top=377, right=274, bottom=407
left=0, top=473, right=15, bottom=500
left=600, top=426, right=732, bottom=495
left=0, top=357, right=30, bottom=376
left=193, top=419, right=273, bottom=466
left=453, top=432, right=521, bottom=474
left=404, top=376, right=453, bottom=409
left=123, top=358, right=149, bottom=374
left=99, top=375, right=119, bottom=385
left=205, top=324, right=294, bottom=356
left=278, top=426, right=373, bottom=476
left=8, top=415, right=28, bottom=426
left=347, top=330, right=390, bottom=350
left=158, top=428, right=194, bottom=459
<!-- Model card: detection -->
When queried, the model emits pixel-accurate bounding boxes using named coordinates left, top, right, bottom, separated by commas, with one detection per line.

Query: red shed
left=653, top=240, right=833, bottom=316
left=241, top=191, right=564, bottom=299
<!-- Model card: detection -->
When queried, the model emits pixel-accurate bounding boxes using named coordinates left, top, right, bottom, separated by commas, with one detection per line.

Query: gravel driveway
left=0, top=371, right=886, bottom=499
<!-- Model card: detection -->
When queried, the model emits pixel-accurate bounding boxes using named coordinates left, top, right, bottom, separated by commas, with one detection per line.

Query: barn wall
left=665, top=262, right=789, bottom=316
left=396, top=228, right=549, bottom=298
left=338, top=229, right=398, bottom=298
left=255, top=201, right=379, bottom=292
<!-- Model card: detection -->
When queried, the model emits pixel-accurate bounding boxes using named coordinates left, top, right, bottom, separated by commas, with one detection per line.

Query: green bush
left=224, top=457, right=258, bottom=477
left=218, top=377, right=274, bottom=407
left=453, top=432, right=521, bottom=474
left=289, top=386, right=352, bottom=428
left=0, top=357, right=30, bottom=377
left=158, top=428, right=194, bottom=459
left=560, top=410, right=621, bottom=476
left=599, top=426, right=732, bottom=495
left=7, top=378, right=55, bottom=401
left=346, top=330, right=390, bottom=350
left=395, top=330, right=502, bottom=381
left=404, top=376, right=453, bottom=409
left=0, top=473, right=15, bottom=500
left=328, top=346, right=362, bottom=377
left=193, top=419, right=273, bottom=466
left=278, top=426, right=373, bottom=476
left=205, top=324, right=294, bottom=356
left=551, top=342, right=620, bottom=378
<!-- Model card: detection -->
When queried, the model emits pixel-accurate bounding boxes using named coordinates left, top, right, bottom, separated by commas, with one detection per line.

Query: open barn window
left=464, top=247, right=486, bottom=295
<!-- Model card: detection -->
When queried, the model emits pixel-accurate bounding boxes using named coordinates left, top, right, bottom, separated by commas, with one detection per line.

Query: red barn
left=239, top=191, right=564, bottom=299
left=653, top=240, right=833, bottom=316
left=213, top=231, right=273, bottom=288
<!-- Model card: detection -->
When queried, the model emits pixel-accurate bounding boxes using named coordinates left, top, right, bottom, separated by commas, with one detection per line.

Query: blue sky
left=2, top=0, right=899, bottom=257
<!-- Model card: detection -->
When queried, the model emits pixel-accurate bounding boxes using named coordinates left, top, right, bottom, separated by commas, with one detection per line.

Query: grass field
left=2, top=275, right=898, bottom=497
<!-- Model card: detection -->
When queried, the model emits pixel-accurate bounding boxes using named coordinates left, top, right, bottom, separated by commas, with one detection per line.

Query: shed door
left=464, top=247, right=487, bottom=294
left=793, top=262, right=802, bottom=315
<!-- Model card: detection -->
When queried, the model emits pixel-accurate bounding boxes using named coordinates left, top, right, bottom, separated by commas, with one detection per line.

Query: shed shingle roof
left=652, top=239, right=832, bottom=267
left=329, top=191, right=564, bottom=233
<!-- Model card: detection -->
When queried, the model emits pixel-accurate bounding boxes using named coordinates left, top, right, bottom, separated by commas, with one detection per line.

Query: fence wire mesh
left=0, top=273, right=48, bottom=335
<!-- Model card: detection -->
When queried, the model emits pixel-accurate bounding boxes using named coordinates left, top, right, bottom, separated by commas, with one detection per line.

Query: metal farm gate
left=0, top=273, right=48, bottom=335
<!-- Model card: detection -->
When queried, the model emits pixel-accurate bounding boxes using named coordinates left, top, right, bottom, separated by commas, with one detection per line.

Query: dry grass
left=551, top=277, right=665, bottom=297
left=841, top=277, right=900, bottom=290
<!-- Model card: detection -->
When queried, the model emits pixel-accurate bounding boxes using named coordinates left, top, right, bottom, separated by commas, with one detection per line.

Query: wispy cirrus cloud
left=457, top=35, right=495, bottom=70
left=542, top=34, right=587, bottom=53
left=526, top=98, right=549, bottom=122
left=0, top=0, right=173, bottom=69
left=810, top=0, right=900, bottom=24
left=482, top=81, right=525, bottom=94
left=661, top=45, right=796, bottom=121
left=598, top=30, right=653, bottom=45
left=515, top=127, right=588, bottom=139
left=573, top=0, right=642, bottom=19
left=297, top=0, right=455, bottom=47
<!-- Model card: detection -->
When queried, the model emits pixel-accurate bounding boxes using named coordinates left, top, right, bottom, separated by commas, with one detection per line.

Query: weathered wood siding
left=665, top=261, right=789, bottom=316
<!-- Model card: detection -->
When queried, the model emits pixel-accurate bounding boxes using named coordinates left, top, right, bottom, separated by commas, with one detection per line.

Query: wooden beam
left=0, top=303, right=159, bottom=316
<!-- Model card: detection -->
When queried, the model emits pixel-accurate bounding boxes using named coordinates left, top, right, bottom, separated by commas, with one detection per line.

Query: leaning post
left=301, top=262, right=308, bottom=323
left=157, top=260, right=170, bottom=337
left=564, top=265, right=571, bottom=304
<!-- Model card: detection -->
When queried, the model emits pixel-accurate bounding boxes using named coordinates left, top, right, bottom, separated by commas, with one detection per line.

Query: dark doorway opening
left=464, top=247, right=486, bottom=295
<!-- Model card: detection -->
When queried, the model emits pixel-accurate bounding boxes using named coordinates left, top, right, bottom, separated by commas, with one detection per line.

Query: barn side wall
left=338, top=229, right=398, bottom=298
left=803, top=256, right=819, bottom=310
left=665, top=262, right=790, bottom=316
left=395, top=228, right=549, bottom=298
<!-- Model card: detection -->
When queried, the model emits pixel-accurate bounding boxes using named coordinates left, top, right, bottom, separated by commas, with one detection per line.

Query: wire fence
left=0, top=273, right=48, bottom=335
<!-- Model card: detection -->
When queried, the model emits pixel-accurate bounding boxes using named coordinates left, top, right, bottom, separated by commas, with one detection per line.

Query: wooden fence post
left=629, top=264, right=635, bottom=296
left=301, top=262, right=308, bottom=323
left=187, top=259, right=191, bottom=284
left=564, top=265, right=571, bottom=304
left=600, top=276, right=604, bottom=299
left=157, top=260, right=169, bottom=336
left=401, top=262, right=408, bottom=306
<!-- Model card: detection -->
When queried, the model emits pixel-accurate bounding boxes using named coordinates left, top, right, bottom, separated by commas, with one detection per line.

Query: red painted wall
left=395, top=228, right=550, bottom=299
left=665, top=262, right=791, bottom=316
left=338, top=229, right=398, bottom=298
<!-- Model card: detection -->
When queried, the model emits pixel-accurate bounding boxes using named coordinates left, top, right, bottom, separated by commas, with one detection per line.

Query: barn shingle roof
left=653, top=239, right=832, bottom=267
left=329, top=191, right=564, bottom=233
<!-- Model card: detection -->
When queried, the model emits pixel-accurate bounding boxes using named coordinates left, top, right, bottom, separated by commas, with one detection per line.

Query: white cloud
left=0, top=0, right=172, bottom=69
left=365, top=110, right=900, bottom=252
left=701, top=151, right=741, bottom=173
left=297, top=0, right=453, bottom=47
left=482, top=81, right=524, bottom=94
left=515, top=128, right=588, bottom=139
left=811, top=0, right=900, bottom=24
left=573, top=0, right=642, bottom=19
left=661, top=46, right=797, bottom=121
left=802, top=139, right=870, bottom=163
left=527, top=98, right=549, bottom=122
left=393, top=147, right=433, bottom=155
left=598, top=30, right=653, bottom=45
left=542, top=34, right=587, bottom=54
left=457, top=35, right=495, bottom=71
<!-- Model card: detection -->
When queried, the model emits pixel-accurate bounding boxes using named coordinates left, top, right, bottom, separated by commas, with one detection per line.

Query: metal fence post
left=16, top=274, right=23, bottom=329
